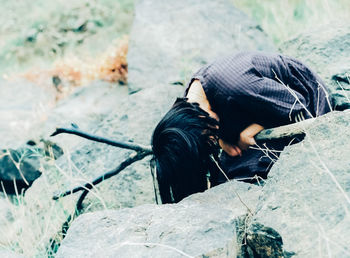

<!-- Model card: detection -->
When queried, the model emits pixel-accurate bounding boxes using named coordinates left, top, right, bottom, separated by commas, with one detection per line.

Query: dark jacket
left=185, top=52, right=331, bottom=181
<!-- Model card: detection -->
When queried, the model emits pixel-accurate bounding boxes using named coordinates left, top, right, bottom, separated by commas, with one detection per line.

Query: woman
left=151, top=52, right=331, bottom=204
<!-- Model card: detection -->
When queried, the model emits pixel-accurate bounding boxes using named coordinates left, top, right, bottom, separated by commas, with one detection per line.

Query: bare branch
left=53, top=151, right=152, bottom=200
left=255, top=118, right=315, bottom=141
left=51, top=127, right=152, bottom=154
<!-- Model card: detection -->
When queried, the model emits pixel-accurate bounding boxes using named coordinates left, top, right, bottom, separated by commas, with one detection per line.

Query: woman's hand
left=219, top=139, right=242, bottom=157
left=238, top=123, right=264, bottom=150
left=219, top=123, right=264, bottom=157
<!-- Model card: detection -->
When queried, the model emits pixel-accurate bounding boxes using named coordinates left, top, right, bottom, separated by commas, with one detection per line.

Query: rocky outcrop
left=281, top=26, right=350, bottom=110
left=57, top=181, right=265, bottom=257
left=127, top=0, right=275, bottom=93
left=0, top=79, right=56, bottom=149
left=250, top=110, right=350, bottom=257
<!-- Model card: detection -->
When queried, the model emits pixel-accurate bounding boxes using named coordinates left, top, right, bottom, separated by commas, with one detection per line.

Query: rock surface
left=127, top=0, right=275, bottom=93
left=281, top=26, right=350, bottom=110
left=0, top=79, right=56, bottom=149
left=251, top=110, right=350, bottom=257
left=0, top=249, right=25, bottom=258
left=56, top=181, right=264, bottom=258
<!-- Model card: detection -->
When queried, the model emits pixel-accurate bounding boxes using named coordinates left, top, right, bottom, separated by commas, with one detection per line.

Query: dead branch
left=51, top=125, right=152, bottom=205
left=255, top=118, right=315, bottom=141
left=51, top=127, right=152, bottom=153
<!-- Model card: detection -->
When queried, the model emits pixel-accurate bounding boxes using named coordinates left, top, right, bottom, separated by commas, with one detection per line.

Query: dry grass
left=0, top=147, right=112, bottom=256
left=14, top=37, right=128, bottom=100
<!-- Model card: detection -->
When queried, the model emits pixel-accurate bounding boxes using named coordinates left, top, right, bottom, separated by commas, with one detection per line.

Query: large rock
left=0, top=79, right=56, bottom=149
left=127, top=0, right=275, bottom=93
left=280, top=26, right=350, bottom=110
left=0, top=146, right=42, bottom=194
left=56, top=181, right=275, bottom=257
left=251, top=110, right=350, bottom=257
left=43, top=80, right=129, bottom=149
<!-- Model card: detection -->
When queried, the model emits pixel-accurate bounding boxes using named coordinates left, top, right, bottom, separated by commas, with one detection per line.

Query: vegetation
left=233, top=0, right=350, bottom=44
left=0, top=0, right=134, bottom=75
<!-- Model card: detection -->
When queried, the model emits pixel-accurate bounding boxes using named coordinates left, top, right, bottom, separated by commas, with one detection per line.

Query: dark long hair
left=151, top=98, right=220, bottom=203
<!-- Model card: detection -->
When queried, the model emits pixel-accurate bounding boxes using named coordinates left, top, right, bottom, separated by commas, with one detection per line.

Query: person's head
left=151, top=98, right=220, bottom=204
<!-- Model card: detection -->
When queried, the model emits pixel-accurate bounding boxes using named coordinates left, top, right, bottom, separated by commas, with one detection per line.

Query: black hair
left=151, top=98, right=220, bottom=204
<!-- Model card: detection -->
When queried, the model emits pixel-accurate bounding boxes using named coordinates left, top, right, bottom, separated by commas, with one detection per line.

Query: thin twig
left=51, top=127, right=152, bottom=154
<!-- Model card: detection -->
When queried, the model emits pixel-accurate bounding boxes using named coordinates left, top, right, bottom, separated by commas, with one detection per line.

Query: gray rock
left=0, top=79, right=56, bottom=149
left=280, top=26, right=350, bottom=110
left=56, top=181, right=263, bottom=258
left=251, top=110, right=350, bottom=257
left=0, top=147, right=41, bottom=194
left=127, top=0, right=275, bottom=93
left=0, top=249, right=25, bottom=258
left=44, top=80, right=129, bottom=150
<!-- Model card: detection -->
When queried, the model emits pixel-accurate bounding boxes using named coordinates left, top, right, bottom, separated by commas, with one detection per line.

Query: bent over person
left=151, top=52, right=331, bottom=204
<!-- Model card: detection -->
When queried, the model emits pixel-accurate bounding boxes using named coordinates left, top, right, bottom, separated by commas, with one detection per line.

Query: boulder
left=56, top=181, right=272, bottom=258
left=43, top=80, right=129, bottom=149
left=0, top=79, right=56, bottom=149
left=250, top=110, right=350, bottom=257
left=0, top=146, right=41, bottom=194
left=127, top=0, right=275, bottom=93
left=280, top=26, right=350, bottom=110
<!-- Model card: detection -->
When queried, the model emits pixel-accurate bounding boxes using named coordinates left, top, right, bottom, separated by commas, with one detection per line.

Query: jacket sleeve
left=218, top=74, right=310, bottom=144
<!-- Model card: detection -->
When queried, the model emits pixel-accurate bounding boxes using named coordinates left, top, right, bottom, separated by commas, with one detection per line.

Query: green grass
left=0, top=0, right=135, bottom=75
left=232, top=0, right=350, bottom=45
